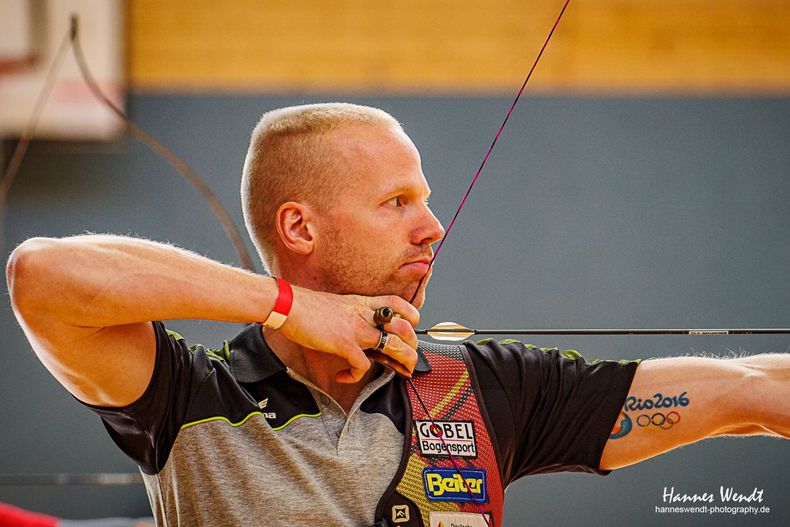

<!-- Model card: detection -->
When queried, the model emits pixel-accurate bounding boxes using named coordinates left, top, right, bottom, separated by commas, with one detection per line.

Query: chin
left=373, top=283, right=424, bottom=309
left=407, top=281, right=429, bottom=310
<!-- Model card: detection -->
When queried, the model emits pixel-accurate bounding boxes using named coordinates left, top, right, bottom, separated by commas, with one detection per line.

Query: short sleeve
left=465, top=339, right=638, bottom=484
left=79, top=321, right=210, bottom=474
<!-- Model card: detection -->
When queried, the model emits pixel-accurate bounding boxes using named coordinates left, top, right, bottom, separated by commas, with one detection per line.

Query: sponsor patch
left=423, top=468, right=487, bottom=503
left=391, top=504, right=410, bottom=523
left=416, top=420, right=477, bottom=458
left=429, top=511, right=492, bottom=527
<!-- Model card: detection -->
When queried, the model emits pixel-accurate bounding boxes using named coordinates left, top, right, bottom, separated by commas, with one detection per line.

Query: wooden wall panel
left=128, top=0, right=790, bottom=93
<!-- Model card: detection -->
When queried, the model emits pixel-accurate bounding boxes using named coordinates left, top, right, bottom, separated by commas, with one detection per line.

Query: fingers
left=344, top=345, right=373, bottom=377
left=360, top=325, right=417, bottom=379
left=336, top=352, right=372, bottom=384
left=382, top=316, right=418, bottom=350
left=369, top=295, right=420, bottom=328
left=278, top=286, right=421, bottom=383
left=366, top=295, right=419, bottom=349
left=363, top=296, right=420, bottom=378
left=375, top=331, right=418, bottom=373
left=365, top=349, right=412, bottom=379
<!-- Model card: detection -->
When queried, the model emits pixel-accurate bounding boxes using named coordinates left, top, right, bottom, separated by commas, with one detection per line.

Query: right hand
left=277, top=285, right=420, bottom=383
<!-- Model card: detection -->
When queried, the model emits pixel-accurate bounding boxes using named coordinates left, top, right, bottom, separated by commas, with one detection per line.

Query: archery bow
left=0, top=15, right=256, bottom=273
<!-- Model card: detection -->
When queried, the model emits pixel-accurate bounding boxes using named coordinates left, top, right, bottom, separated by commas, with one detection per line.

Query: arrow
left=419, top=321, right=790, bottom=341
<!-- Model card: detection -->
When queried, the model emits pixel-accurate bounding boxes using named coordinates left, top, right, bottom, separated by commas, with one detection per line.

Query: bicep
left=600, top=357, right=752, bottom=470
left=19, top=314, right=156, bottom=407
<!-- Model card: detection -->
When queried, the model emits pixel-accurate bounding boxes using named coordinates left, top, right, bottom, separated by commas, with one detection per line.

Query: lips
left=401, top=256, right=433, bottom=273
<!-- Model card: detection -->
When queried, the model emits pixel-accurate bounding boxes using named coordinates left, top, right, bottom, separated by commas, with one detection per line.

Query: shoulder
left=159, top=324, right=231, bottom=362
left=465, top=337, right=639, bottom=372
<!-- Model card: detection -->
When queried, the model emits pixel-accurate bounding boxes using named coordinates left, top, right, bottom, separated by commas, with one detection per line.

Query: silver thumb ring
left=374, top=330, right=389, bottom=352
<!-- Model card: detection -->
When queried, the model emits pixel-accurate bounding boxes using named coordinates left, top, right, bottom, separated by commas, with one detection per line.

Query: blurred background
left=1, top=0, right=789, bottom=525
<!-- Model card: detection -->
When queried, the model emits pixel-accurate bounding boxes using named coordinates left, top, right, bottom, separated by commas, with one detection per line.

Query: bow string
left=404, top=3, right=573, bottom=525
left=408, top=0, right=571, bottom=305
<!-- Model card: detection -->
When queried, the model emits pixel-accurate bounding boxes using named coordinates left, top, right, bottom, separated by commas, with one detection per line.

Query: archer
left=7, top=103, right=789, bottom=527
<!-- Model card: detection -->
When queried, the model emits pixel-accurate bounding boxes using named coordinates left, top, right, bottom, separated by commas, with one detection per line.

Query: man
left=6, top=103, right=789, bottom=526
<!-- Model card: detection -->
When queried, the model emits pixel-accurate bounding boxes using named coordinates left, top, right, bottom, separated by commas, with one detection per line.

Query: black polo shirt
left=84, top=322, right=638, bottom=526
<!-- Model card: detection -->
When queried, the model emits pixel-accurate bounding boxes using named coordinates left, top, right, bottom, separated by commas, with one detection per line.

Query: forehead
left=327, top=123, right=430, bottom=197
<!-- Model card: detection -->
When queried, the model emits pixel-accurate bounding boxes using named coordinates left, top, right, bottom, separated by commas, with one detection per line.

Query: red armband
left=262, top=277, right=293, bottom=330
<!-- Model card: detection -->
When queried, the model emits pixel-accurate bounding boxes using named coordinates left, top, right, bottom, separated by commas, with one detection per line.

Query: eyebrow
left=383, top=184, right=431, bottom=200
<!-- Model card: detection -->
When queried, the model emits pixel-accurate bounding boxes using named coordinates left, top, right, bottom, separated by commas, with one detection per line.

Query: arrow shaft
left=418, top=328, right=790, bottom=336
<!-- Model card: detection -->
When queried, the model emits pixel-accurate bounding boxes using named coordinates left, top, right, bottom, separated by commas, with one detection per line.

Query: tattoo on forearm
left=636, top=411, right=681, bottom=430
left=610, top=411, right=632, bottom=439
left=610, top=391, right=690, bottom=439
left=624, top=392, right=689, bottom=412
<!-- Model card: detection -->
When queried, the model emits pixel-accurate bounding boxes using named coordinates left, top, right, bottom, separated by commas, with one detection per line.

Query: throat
left=263, top=328, right=381, bottom=414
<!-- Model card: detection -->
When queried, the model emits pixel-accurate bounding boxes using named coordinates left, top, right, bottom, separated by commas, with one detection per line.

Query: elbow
left=6, top=237, right=60, bottom=316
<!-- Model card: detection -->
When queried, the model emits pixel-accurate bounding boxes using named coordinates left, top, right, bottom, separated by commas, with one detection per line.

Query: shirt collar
left=228, top=323, right=432, bottom=383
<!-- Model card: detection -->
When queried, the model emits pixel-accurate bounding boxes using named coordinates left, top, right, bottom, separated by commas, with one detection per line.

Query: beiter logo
left=416, top=420, right=477, bottom=458
left=423, top=468, right=487, bottom=503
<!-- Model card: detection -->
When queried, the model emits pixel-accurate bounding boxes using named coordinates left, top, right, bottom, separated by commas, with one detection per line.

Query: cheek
left=324, top=219, right=388, bottom=261
left=321, top=235, right=401, bottom=286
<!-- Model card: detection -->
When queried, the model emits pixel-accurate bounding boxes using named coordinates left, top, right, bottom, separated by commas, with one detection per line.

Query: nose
left=416, top=203, right=445, bottom=246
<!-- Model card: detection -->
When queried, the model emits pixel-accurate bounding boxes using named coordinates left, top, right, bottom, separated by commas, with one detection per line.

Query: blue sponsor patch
left=422, top=468, right=487, bottom=503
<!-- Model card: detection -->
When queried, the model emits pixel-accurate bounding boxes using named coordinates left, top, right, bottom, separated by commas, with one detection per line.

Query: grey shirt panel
left=145, top=404, right=402, bottom=526
left=83, top=322, right=638, bottom=526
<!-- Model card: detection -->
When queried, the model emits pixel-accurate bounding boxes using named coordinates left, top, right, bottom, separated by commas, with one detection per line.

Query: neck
left=264, top=328, right=379, bottom=413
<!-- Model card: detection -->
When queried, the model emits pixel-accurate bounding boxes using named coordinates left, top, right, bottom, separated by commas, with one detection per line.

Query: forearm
left=7, top=234, right=276, bottom=328
left=601, top=353, right=788, bottom=469
left=734, top=354, right=790, bottom=438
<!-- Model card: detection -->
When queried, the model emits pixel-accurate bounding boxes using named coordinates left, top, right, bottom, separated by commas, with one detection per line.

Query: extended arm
left=6, top=235, right=419, bottom=407
left=600, top=354, right=789, bottom=470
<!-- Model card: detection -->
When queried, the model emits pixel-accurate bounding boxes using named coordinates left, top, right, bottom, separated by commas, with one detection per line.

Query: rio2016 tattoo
left=610, top=391, right=690, bottom=439
left=625, top=392, right=689, bottom=411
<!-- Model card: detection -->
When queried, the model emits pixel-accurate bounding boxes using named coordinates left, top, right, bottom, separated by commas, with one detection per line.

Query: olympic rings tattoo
left=636, top=411, right=681, bottom=430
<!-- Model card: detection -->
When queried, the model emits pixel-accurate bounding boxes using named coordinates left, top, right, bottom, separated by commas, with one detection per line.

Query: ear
left=275, top=201, right=315, bottom=256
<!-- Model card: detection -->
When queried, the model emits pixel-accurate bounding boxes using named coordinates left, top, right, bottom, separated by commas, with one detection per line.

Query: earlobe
left=276, top=201, right=315, bottom=256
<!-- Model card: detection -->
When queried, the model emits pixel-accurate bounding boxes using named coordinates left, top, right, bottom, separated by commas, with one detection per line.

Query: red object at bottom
left=0, top=503, right=59, bottom=527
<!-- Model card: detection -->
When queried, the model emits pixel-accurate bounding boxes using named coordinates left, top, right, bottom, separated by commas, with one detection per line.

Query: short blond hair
left=241, top=102, right=401, bottom=272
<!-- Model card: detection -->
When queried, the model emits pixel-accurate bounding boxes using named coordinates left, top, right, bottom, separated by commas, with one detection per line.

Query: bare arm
left=6, top=235, right=419, bottom=407
left=600, top=354, right=790, bottom=470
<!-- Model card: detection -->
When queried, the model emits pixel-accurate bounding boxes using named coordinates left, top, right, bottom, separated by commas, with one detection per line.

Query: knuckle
left=393, top=318, right=412, bottom=335
left=388, top=295, right=406, bottom=309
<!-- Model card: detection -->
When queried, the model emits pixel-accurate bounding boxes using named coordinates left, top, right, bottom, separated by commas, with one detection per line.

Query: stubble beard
left=316, top=243, right=428, bottom=309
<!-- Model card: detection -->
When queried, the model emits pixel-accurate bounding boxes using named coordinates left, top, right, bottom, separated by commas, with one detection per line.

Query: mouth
left=400, top=257, right=433, bottom=274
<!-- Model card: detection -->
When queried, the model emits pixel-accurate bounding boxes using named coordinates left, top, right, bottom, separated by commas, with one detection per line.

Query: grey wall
left=1, top=94, right=788, bottom=525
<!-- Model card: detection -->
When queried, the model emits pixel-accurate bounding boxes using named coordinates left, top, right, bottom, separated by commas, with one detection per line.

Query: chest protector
left=374, top=342, right=505, bottom=527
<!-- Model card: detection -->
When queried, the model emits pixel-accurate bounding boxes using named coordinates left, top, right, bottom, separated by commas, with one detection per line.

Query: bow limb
left=0, top=15, right=256, bottom=273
